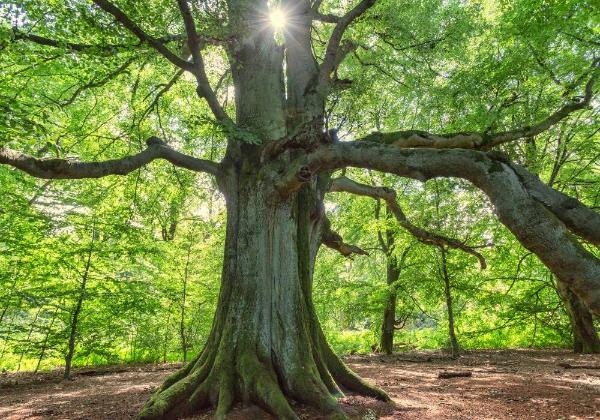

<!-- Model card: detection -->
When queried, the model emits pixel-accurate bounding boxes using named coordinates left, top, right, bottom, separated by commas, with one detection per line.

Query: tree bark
left=380, top=257, right=400, bottom=355
left=377, top=206, right=400, bottom=356
left=35, top=307, right=59, bottom=374
left=64, top=225, right=95, bottom=379
left=556, top=280, right=600, bottom=354
left=138, top=173, right=387, bottom=420
left=440, top=248, right=460, bottom=358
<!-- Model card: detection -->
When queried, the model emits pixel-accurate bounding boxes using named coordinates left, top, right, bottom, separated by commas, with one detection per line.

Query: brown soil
left=1, top=350, right=599, bottom=419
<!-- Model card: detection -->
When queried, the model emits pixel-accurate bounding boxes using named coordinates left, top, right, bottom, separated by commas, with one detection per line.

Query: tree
left=439, top=247, right=461, bottom=358
left=64, top=219, right=96, bottom=379
left=556, top=279, right=600, bottom=354
left=1, top=1, right=599, bottom=418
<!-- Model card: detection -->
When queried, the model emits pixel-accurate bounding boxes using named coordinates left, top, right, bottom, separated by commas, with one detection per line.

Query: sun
left=269, top=8, right=287, bottom=30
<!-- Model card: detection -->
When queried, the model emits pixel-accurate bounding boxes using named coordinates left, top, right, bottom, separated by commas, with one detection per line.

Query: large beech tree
left=1, top=0, right=599, bottom=418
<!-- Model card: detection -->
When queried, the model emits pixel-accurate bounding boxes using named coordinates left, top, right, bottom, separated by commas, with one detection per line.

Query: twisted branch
left=329, top=176, right=487, bottom=268
left=0, top=137, right=221, bottom=179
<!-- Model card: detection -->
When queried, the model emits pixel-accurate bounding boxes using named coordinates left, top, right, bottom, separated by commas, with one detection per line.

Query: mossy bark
left=138, top=174, right=388, bottom=420
left=557, top=280, right=600, bottom=354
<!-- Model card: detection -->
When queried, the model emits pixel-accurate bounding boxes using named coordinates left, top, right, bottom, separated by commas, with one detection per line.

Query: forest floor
left=0, top=349, right=599, bottom=419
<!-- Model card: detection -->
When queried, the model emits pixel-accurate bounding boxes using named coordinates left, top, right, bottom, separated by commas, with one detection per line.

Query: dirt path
left=1, top=350, right=599, bottom=419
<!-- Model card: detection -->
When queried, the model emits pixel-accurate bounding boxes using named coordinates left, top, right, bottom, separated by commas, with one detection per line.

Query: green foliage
left=0, top=0, right=598, bottom=372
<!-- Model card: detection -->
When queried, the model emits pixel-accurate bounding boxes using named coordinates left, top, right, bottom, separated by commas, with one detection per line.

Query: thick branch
left=360, top=69, right=597, bottom=150
left=321, top=216, right=369, bottom=258
left=507, top=161, right=600, bottom=247
left=330, top=176, right=487, bottom=269
left=318, top=0, right=375, bottom=90
left=92, top=0, right=192, bottom=70
left=0, top=137, right=221, bottom=179
left=279, top=142, right=600, bottom=315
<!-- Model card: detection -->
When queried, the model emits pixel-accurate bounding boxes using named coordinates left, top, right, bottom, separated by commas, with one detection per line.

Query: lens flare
left=269, top=8, right=286, bottom=29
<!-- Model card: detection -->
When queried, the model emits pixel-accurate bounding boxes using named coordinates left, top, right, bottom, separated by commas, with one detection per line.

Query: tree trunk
left=440, top=248, right=460, bottom=358
left=380, top=257, right=400, bottom=355
left=64, top=225, right=95, bottom=380
left=180, top=236, right=192, bottom=364
left=138, top=175, right=388, bottom=420
left=557, top=280, right=600, bottom=354
left=17, top=306, right=42, bottom=371
left=35, top=307, right=59, bottom=373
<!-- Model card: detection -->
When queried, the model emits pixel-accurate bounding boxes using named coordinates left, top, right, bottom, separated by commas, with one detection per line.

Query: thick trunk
left=139, top=4, right=387, bottom=418
left=557, top=280, right=600, bottom=354
left=138, top=175, right=387, bottom=420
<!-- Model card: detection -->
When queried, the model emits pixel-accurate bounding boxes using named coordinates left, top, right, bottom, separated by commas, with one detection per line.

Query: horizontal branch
left=0, top=137, right=221, bottom=179
left=278, top=142, right=600, bottom=315
left=360, top=67, right=597, bottom=150
left=12, top=28, right=185, bottom=53
left=321, top=217, right=369, bottom=258
left=329, top=176, right=486, bottom=268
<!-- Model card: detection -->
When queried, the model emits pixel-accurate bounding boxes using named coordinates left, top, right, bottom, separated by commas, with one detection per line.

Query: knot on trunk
left=298, top=166, right=312, bottom=182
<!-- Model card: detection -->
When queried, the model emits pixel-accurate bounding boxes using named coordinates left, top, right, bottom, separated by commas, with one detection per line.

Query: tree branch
left=175, top=0, right=230, bottom=122
left=329, top=176, right=487, bottom=268
left=311, top=1, right=340, bottom=24
left=61, top=56, right=137, bottom=106
left=317, top=0, right=376, bottom=91
left=359, top=66, right=598, bottom=150
left=140, top=69, right=185, bottom=120
left=0, top=137, right=221, bottom=179
left=321, top=216, right=369, bottom=258
left=278, top=142, right=600, bottom=315
left=92, top=0, right=192, bottom=70
left=505, top=160, right=600, bottom=247
left=11, top=28, right=185, bottom=53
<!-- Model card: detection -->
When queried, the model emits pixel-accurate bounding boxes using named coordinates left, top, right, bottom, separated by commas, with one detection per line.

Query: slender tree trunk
left=0, top=268, right=21, bottom=326
left=64, top=225, right=95, bottom=379
left=163, top=304, right=173, bottom=364
left=180, top=237, right=192, bottom=364
left=557, top=280, right=600, bottom=353
left=35, top=307, right=58, bottom=373
left=376, top=204, right=402, bottom=355
left=17, top=306, right=42, bottom=371
left=0, top=295, right=23, bottom=360
left=440, top=248, right=460, bottom=358
left=380, top=257, right=400, bottom=355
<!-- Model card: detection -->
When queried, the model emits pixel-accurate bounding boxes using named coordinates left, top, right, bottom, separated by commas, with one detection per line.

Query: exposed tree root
left=137, top=330, right=390, bottom=420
